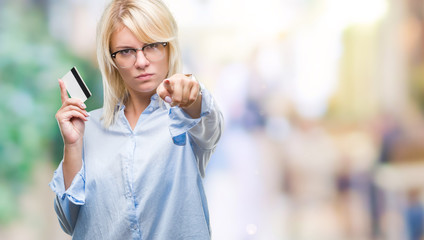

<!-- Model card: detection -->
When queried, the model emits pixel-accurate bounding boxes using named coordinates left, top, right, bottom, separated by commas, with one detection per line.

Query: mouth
left=135, top=73, right=154, bottom=80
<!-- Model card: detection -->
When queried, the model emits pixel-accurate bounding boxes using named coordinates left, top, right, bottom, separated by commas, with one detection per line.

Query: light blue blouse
left=49, top=88, right=223, bottom=240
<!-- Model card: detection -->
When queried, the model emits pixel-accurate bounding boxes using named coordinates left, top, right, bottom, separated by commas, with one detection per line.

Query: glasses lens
left=113, top=43, right=167, bottom=68
left=144, top=43, right=166, bottom=62
left=115, top=49, right=136, bottom=68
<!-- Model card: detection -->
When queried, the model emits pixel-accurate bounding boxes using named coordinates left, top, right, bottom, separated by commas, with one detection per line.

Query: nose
left=134, top=50, right=150, bottom=69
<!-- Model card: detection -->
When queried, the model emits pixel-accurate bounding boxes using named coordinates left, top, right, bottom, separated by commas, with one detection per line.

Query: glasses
left=111, top=42, right=168, bottom=68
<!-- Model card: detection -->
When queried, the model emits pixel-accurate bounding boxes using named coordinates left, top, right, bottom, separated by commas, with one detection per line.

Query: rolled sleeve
left=188, top=86, right=223, bottom=150
left=168, top=85, right=224, bottom=177
left=168, top=84, right=213, bottom=146
left=49, top=161, right=85, bottom=205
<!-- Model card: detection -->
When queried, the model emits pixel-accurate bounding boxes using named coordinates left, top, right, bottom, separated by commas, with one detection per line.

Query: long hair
left=97, top=0, right=181, bottom=128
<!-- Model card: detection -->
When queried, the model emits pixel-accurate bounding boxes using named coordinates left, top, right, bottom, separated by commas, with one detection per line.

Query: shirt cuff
left=168, top=84, right=212, bottom=146
left=49, top=161, right=85, bottom=205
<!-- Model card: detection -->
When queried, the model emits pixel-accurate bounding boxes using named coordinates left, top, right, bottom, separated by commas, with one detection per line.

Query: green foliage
left=0, top=2, right=102, bottom=223
left=0, top=182, right=16, bottom=225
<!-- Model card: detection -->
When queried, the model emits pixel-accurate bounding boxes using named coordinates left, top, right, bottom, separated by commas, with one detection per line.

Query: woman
left=49, top=0, right=223, bottom=239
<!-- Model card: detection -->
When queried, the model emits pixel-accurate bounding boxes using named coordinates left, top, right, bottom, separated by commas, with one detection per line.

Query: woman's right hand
left=55, top=79, right=89, bottom=146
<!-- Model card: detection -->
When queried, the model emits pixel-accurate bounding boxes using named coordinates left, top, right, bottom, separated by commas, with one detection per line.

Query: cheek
left=161, top=57, right=170, bottom=77
left=117, top=69, right=132, bottom=84
left=117, top=68, right=129, bottom=77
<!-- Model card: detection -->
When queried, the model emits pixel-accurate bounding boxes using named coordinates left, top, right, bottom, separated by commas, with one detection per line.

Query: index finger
left=163, top=79, right=173, bottom=93
left=58, top=79, right=69, bottom=104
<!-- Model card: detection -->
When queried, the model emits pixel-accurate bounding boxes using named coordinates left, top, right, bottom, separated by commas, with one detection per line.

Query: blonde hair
left=97, top=0, right=181, bottom=128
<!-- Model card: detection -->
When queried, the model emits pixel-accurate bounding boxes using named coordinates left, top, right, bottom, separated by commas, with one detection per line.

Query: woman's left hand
left=157, top=73, right=200, bottom=109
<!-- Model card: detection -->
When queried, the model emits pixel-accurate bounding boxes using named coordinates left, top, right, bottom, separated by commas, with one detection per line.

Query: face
left=110, top=26, right=169, bottom=97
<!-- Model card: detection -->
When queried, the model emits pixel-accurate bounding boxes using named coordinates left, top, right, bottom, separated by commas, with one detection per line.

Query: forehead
left=110, top=26, right=144, bottom=49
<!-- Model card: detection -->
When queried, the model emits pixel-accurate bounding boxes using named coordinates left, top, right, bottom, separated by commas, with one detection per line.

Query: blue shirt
left=49, top=88, right=223, bottom=240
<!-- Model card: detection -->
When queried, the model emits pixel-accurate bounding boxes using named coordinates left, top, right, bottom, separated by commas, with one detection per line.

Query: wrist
left=182, top=93, right=202, bottom=118
left=64, top=140, right=83, bottom=153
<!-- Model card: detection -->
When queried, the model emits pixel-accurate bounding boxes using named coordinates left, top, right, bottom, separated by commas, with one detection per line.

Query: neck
left=124, top=89, right=154, bottom=129
left=126, top=90, right=153, bottom=113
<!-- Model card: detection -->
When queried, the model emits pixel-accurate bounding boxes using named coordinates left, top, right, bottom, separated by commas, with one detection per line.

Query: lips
left=135, top=73, right=153, bottom=81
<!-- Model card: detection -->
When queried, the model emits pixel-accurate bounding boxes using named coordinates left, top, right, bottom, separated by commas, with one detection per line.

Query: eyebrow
left=112, top=42, right=155, bottom=52
left=114, top=46, right=137, bottom=50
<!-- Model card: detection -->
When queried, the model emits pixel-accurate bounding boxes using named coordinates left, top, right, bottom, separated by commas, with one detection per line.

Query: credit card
left=61, top=66, right=92, bottom=102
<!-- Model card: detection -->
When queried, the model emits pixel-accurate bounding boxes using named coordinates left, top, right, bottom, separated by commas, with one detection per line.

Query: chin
left=135, top=84, right=158, bottom=94
left=127, top=79, right=160, bottom=95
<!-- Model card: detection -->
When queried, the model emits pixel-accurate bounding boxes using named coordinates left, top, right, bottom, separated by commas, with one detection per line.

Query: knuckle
left=64, top=105, right=73, bottom=111
left=173, top=96, right=182, bottom=103
left=157, top=88, right=165, bottom=96
left=64, top=98, right=73, bottom=106
left=72, top=106, right=80, bottom=112
left=189, top=96, right=197, bottom=102
left=66, top=98, right=76, bottom=104
left=172, top=78, right=181, bottom=84
left=71, top=110, right=81, bottom=116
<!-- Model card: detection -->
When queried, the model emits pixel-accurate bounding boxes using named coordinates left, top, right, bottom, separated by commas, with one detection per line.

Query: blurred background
left=1, top=0, right=424, bottom=239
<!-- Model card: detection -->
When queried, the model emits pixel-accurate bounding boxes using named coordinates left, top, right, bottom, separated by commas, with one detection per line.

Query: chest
left=83, top=112, right=197, bottom=195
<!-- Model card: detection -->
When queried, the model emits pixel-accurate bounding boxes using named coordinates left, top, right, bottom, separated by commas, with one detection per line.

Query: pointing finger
left=163, top=79, right=173, bottom=94
left=171, top=80, right=183, bottom=107
left=157, top=80, right=172, bottom=103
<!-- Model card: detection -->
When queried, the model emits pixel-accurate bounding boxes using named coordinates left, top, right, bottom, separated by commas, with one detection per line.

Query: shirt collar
left=116, top=93, right=162, bottom=113
left=116, top=94, right=164, bottom=130
left=149, top=93, right=161, bottom=111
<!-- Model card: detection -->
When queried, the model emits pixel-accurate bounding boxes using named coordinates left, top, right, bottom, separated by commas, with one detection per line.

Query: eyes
left=110, top=42, right=168, bottom=68
left=113, top=42, right=165, bottom=57
left=119, top=49, right=135, bottom=56
left=144, top=42, right=161, bottom=50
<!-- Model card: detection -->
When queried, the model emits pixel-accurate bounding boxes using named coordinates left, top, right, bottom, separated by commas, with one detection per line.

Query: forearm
left=50, top=142, right=85, bottom=235
left=62, top=141, right=83, bottom=190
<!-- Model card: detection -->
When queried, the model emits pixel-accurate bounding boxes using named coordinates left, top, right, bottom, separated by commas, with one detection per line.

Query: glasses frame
left=111, top=42, right=168, bottom=68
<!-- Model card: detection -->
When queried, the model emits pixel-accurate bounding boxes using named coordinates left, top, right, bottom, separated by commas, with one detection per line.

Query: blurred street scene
left=1, top=0, right=424, bottom=239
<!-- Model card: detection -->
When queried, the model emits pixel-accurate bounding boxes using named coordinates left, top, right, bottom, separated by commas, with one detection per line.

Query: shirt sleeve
left=168, top=84, right=224, bottom=177
left=49, top=160, right=85, bottom=235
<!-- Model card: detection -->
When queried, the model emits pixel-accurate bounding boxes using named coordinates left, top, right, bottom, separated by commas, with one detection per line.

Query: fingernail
left=81, top=103, right=87, bottom=109
left=164, top=96, right=172, bottom=103
left=86, top=112, right=90, bottom=116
